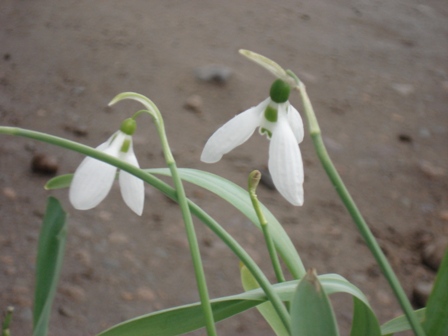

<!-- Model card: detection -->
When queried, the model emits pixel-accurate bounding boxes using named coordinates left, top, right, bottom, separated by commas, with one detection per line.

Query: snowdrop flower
left=201, top=79, right=304, bottom=206
left=69, top=118, right=144, bottom=215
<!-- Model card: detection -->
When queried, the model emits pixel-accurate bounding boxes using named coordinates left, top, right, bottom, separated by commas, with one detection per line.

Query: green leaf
left=424, top=247, right=448, bottom=335
left=380, top=308, right=426, bottom=335
left=148, top=168, right=305, bottom=279
left=46, top=168, right=305, bottom=278
left=44, top=174, right=72, bottom=190
left=350, top=297, right=381, bottom=336
left=291, top=269, right=339, bottom=336
left=99, top=274, right=375, bottom=336
left=33, top=197, right=68, bottom=336
left=240, top=264, right=289, bottom=336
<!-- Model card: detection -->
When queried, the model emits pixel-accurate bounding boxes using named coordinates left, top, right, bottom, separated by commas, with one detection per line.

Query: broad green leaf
left=33, top=197, right=68, bottom=336
left=424, top=247, right=448, bottom=335
left=45, top=169, right=305, bottom=278
left=350, top=297, right=381, bottom=336
left=380, top=308, right=426, bottom=335
left=99, top=274, right=375, bottom=336
left=240, top=264, right=289, bottom=336
left=291, top=269, right=339, bottom=336
left=148, top=168, right=305, bottom=279
left=98, top=299, right=259, bottom=336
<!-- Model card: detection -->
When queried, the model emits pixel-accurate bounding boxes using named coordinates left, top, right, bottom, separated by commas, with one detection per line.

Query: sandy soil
left=1, top=1, right=447, bottom=335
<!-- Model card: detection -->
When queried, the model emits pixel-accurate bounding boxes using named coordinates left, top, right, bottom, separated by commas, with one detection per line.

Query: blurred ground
left=1, top=1, right=447, bottom=335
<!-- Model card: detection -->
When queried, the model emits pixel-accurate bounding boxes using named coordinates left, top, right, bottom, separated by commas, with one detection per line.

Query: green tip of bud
left=269, top=79, right=290, bottom=103
left=248, top=170, right=262, bottom=192
left=120, top=118, right=137, bottom=135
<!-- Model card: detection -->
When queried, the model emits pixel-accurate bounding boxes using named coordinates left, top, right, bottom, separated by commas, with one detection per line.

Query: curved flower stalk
left=69, top=118, right=144, bottom=216
left=201, top=79, right=305, bottom=206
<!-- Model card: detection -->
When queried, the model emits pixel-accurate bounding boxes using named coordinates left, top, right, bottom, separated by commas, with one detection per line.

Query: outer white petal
left=200, top=98, right=269, bottom=163
left=69, top=136, right=119, bottom=210
left=118, top=142, right=144, bottom=216
left=268, top=110, right=304, bottom=206
left=287, top=103, right=304, bottom=143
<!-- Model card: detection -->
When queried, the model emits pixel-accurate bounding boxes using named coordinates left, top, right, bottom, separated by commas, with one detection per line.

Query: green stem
left=110, top=93, right=217, bottom=336
left=248, top=171, right=285, bottom=284
left=0, top=125, right=292, bottom=334
left=1, top=307, right=13, bottom=336
left=292, top=78, right=426, bottom=336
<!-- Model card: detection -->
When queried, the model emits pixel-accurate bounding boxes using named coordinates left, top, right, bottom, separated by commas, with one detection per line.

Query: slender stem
left=293, top=80, right=426, bottom=336
left=2, top=307, right=13, bottom=336
left=0, top=125, right=291, bottom=334
left=248, top=171, right=285, bottom=283
left=111, top=94, right=217, bottom=336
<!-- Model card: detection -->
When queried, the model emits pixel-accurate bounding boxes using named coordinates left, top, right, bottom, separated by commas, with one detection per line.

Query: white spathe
left=69, top=131, right=144, bottom=215
left=201, top=98, right=304, bottom=206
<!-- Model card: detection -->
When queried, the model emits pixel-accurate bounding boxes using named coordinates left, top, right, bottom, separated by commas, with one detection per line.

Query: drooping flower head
left=69, top=118, right=145, bottom=215
left=201, top=79, right=304, bottom=206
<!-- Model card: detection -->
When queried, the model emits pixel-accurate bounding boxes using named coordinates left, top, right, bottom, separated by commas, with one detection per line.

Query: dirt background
left=1, top=1, right=447, bottom=335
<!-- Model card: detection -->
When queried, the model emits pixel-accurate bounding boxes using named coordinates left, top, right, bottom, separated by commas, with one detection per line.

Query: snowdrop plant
left=69, top=118, right=144, bottom=215
left=201, top=79, right=305, bottom=206
left=1, top=50, right=445, bottom=336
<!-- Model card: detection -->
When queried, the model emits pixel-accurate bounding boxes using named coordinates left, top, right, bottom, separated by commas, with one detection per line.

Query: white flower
left=69, top=119, right=144, bottom=215
left=201, top=80, right=304, bottom=206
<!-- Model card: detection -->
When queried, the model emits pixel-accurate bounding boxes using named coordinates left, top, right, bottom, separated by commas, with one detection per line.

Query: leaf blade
left=423, top=247, right=448, bottom=335
left=33, top=197, right=68, bottom=336
left=149, top=168, right=305, bottom=279
left=240, top=264, right=289, bottom=336
left=291, top=269, right=339, bottom=336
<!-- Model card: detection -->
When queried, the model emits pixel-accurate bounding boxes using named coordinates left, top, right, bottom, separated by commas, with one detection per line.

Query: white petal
left=118, top=144, right=144, bottom=216
left=69, top=140, right=118, bottom=210
left=268, top=113, right=304, bottom=206
left=287, top=103, right=304, bottom=143
left=200, top=98, right=269, bottom=163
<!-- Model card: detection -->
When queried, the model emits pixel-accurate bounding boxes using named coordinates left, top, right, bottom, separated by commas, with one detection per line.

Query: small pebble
left=419, top=128, right=431, bottom=138
left=36, top=109, right=47, bottom=117
left=98, top=211, right=113, bottom=222
left=120, top=291, right=134, bottom=301
left=75, top=249, right=92, bottom=267
left=59, top=284, right=86, bottom=302
left=63, top=124, right=88, bottom=137
left=195, top=64, right=232, bottom=84
left=439, top=210, right=448, bottom=221
left=419, top=160, right=445, bottom=178
left=136, top=287, right=156, bottom=302
left=412, top=281, right=432, bottom=307
left=108, top=232, right=129, bottom=244
left=184, top=94, right=203, bottom=113
left=31, top=153, right=59, bottom=175
left=58, top=306, right=75, bottom=317
left=75, top=227, right=93, bottom=240
left=3, top=187, right=17, bottom=200
left=391, top=83, right=414, bottom=96
left=376, top=289, right=392, bottom=305
left=421, top=238, right=447, bottom=271
left=398, top=134, right=412, bottom=143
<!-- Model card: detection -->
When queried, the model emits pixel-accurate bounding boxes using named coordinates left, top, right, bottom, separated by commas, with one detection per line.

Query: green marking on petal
left=264, top=105, right=278, bottom=123
left=260, top=128, right=272, bottom=138
left=120, top=138, right=131, bottom=153
left=120, top=118, right=137, bottom=135
left=269, top=79, right=290, bottom=103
